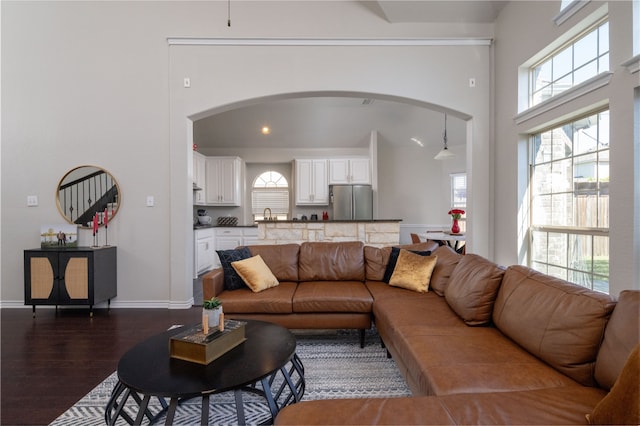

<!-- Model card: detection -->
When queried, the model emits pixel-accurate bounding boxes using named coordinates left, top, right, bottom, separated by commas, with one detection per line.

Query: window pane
left=552, top=127, right=572, bottom=160
left=574, top=60, right=598, bottom=86
left=548, top=265, right=568, bottom=280
left=532, top=163, right=552, bottom=195
left=553, top=46, right=573, bottom=80
left=528, top=22, right=608, bottom=107
left=552, top=158, right=573, bottom=191
left=598, top=111, right=610, bottom=148
left=599, top=22, right=609, bottom=55
left=574, top=31, right=598, bottom=69
left=569, top=270, right=593, bottom=289
left=532, top=194, right=552, bottom=225
left=528, top=111, right=609, bottom=292
left=531, top=261, right=548, bottom=274
left=598, top=192, right=609, bottom=227
left=532, top=133, right=551, bottom=164
left=598, top=52, right=610, bottom=72
left=548, top=232, right=567, bottom=267
left=593, top=275, right=609, bottom=294
left=551, top=193, right=574, bottom=226
left=533, top=60, right=552, bottom=93
left=568, top=234, right=592, bottom=272
left=532, top=231, right=548, bottom=262
left=552, top=74, right=573, bottom=97
left=574, top=116, right=598, bottom=155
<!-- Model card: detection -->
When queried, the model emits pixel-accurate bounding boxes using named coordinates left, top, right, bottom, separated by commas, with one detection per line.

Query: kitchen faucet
left=263, top=207, right=272, bottom=220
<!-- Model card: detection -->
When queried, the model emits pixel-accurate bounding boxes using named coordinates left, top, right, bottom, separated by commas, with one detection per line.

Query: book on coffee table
left=169, top=320, right=247, bottom=365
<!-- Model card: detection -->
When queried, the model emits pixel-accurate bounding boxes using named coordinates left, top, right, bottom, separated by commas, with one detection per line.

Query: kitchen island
left=256, top=219, right=402, bottom=247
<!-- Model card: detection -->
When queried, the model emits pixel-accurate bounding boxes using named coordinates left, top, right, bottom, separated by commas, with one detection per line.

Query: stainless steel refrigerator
left=331, top=185, right=373, bottom=220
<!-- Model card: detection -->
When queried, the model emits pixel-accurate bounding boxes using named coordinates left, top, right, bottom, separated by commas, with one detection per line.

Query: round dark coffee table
left=105, top=320, right=305, bottom=425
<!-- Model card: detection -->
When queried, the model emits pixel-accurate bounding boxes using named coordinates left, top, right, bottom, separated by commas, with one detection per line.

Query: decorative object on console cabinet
left=41, top=224, right=78, bottom=248
left=56, top=165, right=120, bottom=228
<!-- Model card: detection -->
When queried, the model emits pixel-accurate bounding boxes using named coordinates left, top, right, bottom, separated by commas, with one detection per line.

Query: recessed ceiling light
left=261, top=126, right=271, bottom=135
left=411, top=137, right=424, bottom=147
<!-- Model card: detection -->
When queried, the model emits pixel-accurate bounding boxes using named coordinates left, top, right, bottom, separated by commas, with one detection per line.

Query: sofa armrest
left=202, top=268, right=225, bottom=300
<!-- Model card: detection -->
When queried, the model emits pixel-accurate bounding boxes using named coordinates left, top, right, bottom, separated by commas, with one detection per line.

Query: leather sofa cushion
left=247, top=244, right=299, bottom=282
left=396, top=326, right=579, bottom=395
left=429, top=245, right=462, bottom=296
left=493, top=265, right=616, bottom=386
left=275, top=386, right=606, bottom=425
left=372, top=291, right=462, bottom=330
left=298, top=241, right=364, bottom=282
left=444, top=254, right=505, bottom=325
left=439, top=386, right=606, bottom=425
left=217, top=282, right=297, bottom=314
left=364, top=246, right=391, bottom=281
left=275, top=395, right=456, bottom=425
left=594, top=290, right=640, bottom=389
left=293, top=281, right=373, bottom=313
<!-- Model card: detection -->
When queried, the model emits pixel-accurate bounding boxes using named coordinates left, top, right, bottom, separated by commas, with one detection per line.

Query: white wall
left=1, top=1, right=492, bottom=307
left=493, top=0, right=639, bottom=296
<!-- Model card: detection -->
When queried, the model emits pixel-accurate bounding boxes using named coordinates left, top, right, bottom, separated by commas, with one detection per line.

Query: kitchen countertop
left=194, top=224, right=258, bottom=230
left=256, top=219, right=402, bottom=223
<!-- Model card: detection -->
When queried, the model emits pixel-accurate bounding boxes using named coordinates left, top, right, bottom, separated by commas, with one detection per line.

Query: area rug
left=51, top=329, right=411, bottom=425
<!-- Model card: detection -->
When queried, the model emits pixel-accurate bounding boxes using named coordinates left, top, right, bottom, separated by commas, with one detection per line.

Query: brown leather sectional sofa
left=202, top=241, right=639, bottom=425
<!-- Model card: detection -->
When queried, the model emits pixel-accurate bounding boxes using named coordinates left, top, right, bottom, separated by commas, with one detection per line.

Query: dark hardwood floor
left=1, top=307, right=203, bottom=425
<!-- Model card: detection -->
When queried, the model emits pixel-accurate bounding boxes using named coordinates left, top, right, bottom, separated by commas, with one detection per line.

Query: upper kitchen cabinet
left=193, top=151, right=207, bottom=205
left=295, top=159, right=329, bottom=205
left=205, top=156, right=243, bottom=206
left=328, top=158, right=371, bottom=184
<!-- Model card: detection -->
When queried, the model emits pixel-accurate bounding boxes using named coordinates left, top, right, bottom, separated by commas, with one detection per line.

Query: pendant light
left=434, top=113, right=455, bottom=160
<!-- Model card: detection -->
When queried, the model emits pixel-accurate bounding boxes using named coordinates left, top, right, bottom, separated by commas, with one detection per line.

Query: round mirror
left=56, top=166, right=121, bottom=228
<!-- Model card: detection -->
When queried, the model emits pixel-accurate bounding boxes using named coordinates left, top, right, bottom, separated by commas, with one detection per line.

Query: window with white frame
left=252, top=171, right=290, bottom=221
left=451, top=173, right=467, bottom=232
left=530, top=19, right=609, bottom=107
left=529, top=110, right=610, bottom=293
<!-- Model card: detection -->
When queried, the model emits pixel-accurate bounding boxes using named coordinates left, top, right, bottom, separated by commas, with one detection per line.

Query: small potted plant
left=203, top=297, right=223, bottom=328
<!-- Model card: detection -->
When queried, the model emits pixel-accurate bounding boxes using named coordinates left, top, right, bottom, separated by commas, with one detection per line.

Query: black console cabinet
left=24, top=246, right=117, bottom=316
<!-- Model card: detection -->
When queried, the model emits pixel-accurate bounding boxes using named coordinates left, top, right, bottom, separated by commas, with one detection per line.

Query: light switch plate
left=146, top=196, right=155, bottom=207
left=27, top=195, right=38, bottom=206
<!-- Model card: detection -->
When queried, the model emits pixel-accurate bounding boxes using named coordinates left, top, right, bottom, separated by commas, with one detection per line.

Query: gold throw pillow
left=231, top=254, right=279, bottom=293
left=389, top=250, right=437, bottom=293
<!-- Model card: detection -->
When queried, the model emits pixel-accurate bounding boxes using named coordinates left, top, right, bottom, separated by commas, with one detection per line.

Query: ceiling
left=193, top=96, right=467, bottom=150
left=370, top=0, right=507, bottom=23
left=193, top=1, right=507, bottom=151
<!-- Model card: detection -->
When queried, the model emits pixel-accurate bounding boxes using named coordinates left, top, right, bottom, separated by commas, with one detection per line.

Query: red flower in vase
left=448, top=209, right=465, bottom=220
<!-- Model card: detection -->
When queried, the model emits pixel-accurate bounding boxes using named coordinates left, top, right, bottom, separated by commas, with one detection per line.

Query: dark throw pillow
left=217, top=247, right=252, bottom=290
left=382, top=247, right=432, bottom=283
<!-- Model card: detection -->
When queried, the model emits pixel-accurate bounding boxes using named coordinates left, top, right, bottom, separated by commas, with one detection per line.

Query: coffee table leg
left=234, top=389, right=246, bottom=425
left=134, top=395, right=151, bottom=425
left=260, top=377, right=279, bottom=420
left=164, top=398, right=179, bottom=425
left=201, top=394, right=210, bottom=425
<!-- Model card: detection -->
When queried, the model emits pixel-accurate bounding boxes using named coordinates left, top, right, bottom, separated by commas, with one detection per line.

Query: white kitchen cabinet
left=205, top=157, right=243, bottom=206
left=193, top=152, right=207, bottom=205
left=329, top=158, right=371, bottom=184
left=295, top=159, right=329, bottom=205
left=212, top=227, right=258, bottom=267
left=194, top=228, right=215, bottom=278
left=242, top=227, right=259, bottom=246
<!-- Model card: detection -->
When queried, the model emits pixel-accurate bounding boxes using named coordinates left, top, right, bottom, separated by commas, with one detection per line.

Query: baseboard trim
left=0, top=299, right=196, bottom=309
